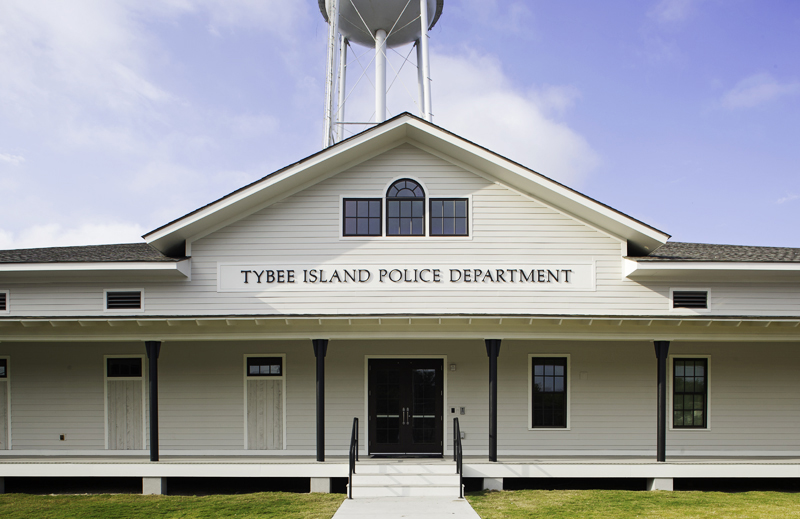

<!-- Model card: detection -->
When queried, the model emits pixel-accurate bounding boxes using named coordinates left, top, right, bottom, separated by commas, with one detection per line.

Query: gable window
left=106, top=290, right=142, bottom=310
left=530, top=356, right=568, bottom=428
left=107, top=357, right=143, bottom=378
left=430, top=199, right=468, bottom=236
left=343, top=199, right=382, bottom=236
left=386, top=179, right=425, bottom=236
left=673, top=358, right=707, bottom=428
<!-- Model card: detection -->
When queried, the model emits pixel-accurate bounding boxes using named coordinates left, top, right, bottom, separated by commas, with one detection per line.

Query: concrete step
left=349, top=463, right=462, bottom=498
left=355, top=463, right=457, bottom=475
left=351, top=473, right=460, bottom=486
left=349, top=484, right=462, bottom=498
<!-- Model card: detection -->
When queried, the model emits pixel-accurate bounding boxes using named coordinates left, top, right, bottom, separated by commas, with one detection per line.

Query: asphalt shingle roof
left=1, top=241, right=797, bottom=264
left=0, top=243, right=182, bottom=263
left=637, top=242, right=800, bottom=263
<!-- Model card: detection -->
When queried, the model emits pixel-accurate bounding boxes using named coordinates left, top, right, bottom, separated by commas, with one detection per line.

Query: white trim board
left=242, top=353, right=287, bottom=451
left=103, top=354, right=147, bottom=451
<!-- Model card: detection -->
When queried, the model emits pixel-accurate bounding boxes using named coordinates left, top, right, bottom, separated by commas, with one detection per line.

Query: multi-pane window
left=343, top=199, right=382, bottom=236
left=531, top=357, right=567, bottom=428
left=386, top=179, right=425, bottom=236
left=430, top=199, right=468, bottom=236
left=0, top=291, right=6, bottom=311
left=673, top=358, right=707, bottom=428
left=107, top=358, right=143, bottom=378
left=247, top=357, right=283, bottom=377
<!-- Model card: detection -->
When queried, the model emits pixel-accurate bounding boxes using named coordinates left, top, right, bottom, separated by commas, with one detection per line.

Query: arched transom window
left=386, top=179, right=425, bottom=236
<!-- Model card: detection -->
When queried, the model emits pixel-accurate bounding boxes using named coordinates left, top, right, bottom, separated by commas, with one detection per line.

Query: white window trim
left=0, top=290, right=8, bottom=314
left=669, top=287, right=711, bottom=314
left=363, top=355, right=449, bottom=456
left=668, top=354, right=711, bottom=431
left=338, top=176, right=474, bottom=241
left=0, top=356, right=10, bottom=449
left=103, top=288, right=145, bottom=313
left=242, top=354, right=287, bottom=450
left=528, top=354, right=571, bottom=431
left=103, top=354, right=147, bottom=450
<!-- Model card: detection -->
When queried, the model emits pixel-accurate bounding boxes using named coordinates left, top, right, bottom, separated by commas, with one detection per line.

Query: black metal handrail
left=348, top=417, right=359, bottom=499
left=454, top=417, right=463, bottom=498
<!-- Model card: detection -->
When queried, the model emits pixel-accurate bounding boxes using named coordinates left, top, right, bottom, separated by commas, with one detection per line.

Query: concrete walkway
left=332, top=497, right=481, bottom=518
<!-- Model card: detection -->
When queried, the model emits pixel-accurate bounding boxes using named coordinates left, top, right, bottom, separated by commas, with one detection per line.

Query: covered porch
left=1, top=315, right=799, bottom=493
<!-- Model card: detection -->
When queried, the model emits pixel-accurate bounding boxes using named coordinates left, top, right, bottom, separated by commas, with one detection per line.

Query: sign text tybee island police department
left=218, top=264, right=596, bottom=292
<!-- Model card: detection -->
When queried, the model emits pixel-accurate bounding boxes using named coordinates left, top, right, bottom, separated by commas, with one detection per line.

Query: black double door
left=368, top=359, right=444, bottom=456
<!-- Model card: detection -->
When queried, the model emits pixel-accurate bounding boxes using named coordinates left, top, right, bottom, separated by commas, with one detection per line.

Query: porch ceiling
left=0, top=315, right=798, bottom=342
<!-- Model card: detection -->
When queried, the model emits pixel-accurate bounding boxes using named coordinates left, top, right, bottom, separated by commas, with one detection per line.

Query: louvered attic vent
left=673, top=290, right=708, bottom=309
left=0, top=292, right=6, bottom=311
left=106, top=291, right=142, bottom=310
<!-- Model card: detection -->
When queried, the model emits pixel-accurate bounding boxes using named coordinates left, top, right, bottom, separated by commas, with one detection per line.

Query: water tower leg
left=322, top=0, right=340, bottom=147
left=419, top=0, right=433, bottom=122
left=336, top=36, right=348, bottom=142
left=375, top=29, right=387, bottom=123
left=416, top=40, right=425, bottom=118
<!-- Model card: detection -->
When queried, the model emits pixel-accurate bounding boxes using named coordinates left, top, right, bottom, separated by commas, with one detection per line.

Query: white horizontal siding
left=2, top=143, right=799, bottom=318
left=1, top=339, right=799, bottom=455
left=4, top=343, right=140, bottom=449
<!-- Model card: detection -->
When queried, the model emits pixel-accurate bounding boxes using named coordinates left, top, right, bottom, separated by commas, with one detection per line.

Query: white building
left=0, top=114, right=799, bottom=495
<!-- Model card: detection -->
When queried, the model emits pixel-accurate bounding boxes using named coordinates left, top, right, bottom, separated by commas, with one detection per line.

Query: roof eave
left=0, top=259, right=191, bottom=279
left=624, top=258, right=800, bottom=281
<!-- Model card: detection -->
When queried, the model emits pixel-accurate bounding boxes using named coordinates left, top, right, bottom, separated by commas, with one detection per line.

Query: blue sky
left=0, top=0, right=798, bottom=250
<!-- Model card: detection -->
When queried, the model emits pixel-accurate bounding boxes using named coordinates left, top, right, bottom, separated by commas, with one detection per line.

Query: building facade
left=1, top=115, right=799, bottom=494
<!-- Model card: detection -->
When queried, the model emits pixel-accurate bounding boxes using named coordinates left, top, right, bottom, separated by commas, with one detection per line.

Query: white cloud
left=720, top=73, right=800, bottom=109
left=431, top=52, right=599, bottom=185
left=0, top=222, right=147, bottom=250
left=0, top=0, right=307, bottom=137
left=649, top=0, right=702, bottom=23
left=0, top=153, right=25, bottom=165
left=776, top=194, right=799, bottom=205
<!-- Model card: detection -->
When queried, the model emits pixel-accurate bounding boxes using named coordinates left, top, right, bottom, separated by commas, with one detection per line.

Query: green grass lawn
left=466, top=489, right=800, bottom=518
left=0, top=492, right=346, bottom=519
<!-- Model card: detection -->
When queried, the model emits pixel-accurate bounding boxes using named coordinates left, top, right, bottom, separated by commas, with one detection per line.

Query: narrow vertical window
left=0, top=292, right=6, bottom=312
left=0, top=358, right=6, bottom=378
left=343, top=198, right=382, bottom=236
left=430, top=198, right=468, bottom=236
left=673, top=358, right=707, bottom=428
left=531, top=357, right=567, bottom=428
left=386, top=179, right=425, bottom=236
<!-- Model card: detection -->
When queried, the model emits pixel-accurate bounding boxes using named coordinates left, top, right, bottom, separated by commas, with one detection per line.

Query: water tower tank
left=318, top=0, right=444, bottom=48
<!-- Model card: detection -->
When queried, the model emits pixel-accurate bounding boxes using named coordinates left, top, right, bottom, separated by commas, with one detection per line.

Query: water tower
left=319, top=0, right=444, bottom=147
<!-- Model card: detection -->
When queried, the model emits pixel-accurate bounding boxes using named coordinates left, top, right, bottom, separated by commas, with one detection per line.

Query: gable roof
left=144, top=113, right=671, bottom=256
